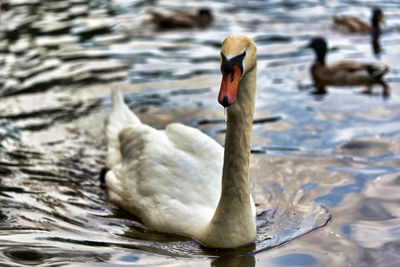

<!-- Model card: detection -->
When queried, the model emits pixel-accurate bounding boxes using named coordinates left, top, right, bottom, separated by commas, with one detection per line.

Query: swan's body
left=105, top=35, right=258, bottom=248
left=307, top=37, right=389, bottom=96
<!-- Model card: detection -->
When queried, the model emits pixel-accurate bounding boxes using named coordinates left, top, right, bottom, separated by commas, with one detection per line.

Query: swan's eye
left=221, top=51, right=246, bottom=79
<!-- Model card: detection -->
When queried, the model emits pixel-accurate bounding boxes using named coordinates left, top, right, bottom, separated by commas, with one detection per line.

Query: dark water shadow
left=211, top=255, right=255, bottom=267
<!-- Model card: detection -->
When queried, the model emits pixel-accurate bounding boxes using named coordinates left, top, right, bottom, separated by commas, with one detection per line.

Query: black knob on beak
left=220, top=96, right=230, bottom=107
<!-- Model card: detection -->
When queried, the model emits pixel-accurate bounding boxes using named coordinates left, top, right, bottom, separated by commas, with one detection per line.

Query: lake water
left=1, top=0, right=400, bottom=266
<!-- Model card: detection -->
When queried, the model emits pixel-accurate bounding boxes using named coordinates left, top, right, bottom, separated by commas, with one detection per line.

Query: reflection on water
left=1, top=0, right=400, bottom=266
left=372, top=36, right=382, bottom=58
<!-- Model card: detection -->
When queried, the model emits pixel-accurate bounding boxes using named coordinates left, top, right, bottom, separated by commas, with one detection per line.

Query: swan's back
left=105, top=90, right=224, bottom=238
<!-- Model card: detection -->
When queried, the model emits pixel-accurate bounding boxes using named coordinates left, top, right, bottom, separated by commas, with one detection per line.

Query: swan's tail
left=106, top=89, right=141, bottom=167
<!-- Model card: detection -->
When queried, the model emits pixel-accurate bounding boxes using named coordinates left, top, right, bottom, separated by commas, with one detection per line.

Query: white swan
left=105, top=35, right=258, bottom=248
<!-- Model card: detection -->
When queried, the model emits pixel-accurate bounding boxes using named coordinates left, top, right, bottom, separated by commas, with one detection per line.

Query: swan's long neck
left=201, top=65, right=257, bottom=248
left=221, top=67, right=256, bottom=211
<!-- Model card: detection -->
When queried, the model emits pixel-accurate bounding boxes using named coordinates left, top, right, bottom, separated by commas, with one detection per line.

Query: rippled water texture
left=1, top=0, right=400, bottom=266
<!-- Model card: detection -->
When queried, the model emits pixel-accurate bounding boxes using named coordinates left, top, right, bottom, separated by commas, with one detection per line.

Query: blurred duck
left=307, top=37, right=389, bottom=96
left=0, top=2, right=10, bottom=24
left=150, top=8, right=213, bottom=30
left=332, top=8, right=384, bottom=34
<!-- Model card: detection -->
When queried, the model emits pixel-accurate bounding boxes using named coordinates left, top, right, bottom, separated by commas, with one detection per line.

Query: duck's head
left=372, top=8, right=385, bottom=27
left=308, top=37, right=327, bottom=54
left=198, top=8, right=213, bottom=19
left=218, top=35, right=257, bottom=107
left=197, top=8, right=213, bottom=27
left=307, top=37, right=328, bottom=65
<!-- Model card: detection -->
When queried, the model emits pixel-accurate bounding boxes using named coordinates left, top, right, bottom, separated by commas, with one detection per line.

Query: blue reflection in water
left=301, top=183, right=318, bottom=192
left=272, top=183, right=285, bottom=194
left=390, top=226, right=400, bottom=238
left=271, top=253, right=317, bottom=266
left=119, top=255, right=139, bottom=262
left=315, top=166, right=399, bottom=208
left=341, top=224, right=352, bottom=238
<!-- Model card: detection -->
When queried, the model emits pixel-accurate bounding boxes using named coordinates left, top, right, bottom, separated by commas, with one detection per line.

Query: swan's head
left=218, top=35, right=257, bottom=107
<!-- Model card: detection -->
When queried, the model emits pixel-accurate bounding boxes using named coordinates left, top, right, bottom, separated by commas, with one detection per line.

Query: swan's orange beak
left=218, top=65, right=241, bottom=107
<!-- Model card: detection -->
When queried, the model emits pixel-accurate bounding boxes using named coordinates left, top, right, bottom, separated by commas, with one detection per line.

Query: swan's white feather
left=106, top=89, right=141, bottom=167
left=105, top=89, right=233, bottom=238
left=105, top=35, right=259, bottom=248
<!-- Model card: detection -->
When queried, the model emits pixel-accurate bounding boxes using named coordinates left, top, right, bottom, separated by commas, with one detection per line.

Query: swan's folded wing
left=110, top=123, right=223, bottom=234
left=165, top=122, right=223, bottom=159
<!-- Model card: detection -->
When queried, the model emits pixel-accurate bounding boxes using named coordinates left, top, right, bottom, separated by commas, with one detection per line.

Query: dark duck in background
left=150, top=8, right=213, bottom=30
left=332, top=8, right=385, bottom=34
left=307, top=37, right=389, bottom=97
left=332, top=8, right=385, bottom=57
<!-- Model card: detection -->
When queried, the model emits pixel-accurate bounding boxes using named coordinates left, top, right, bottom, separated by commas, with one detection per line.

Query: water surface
left=1, top=0, right=400, bottom=266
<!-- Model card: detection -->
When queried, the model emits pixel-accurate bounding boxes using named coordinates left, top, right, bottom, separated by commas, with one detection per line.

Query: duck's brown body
left=150, top=8, right=213, bottom=30
left=332, top=8, right=384, bottom=34
left=311, top=61, right=389, bottom=93
left=332, top=16, right=371, bottom=33
left=308, top=37, right=389, bottom=96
